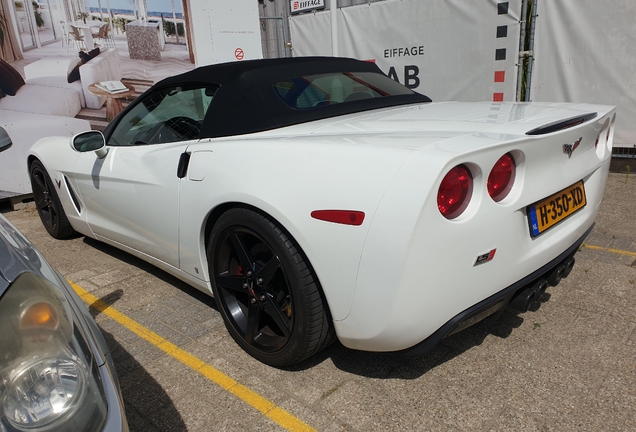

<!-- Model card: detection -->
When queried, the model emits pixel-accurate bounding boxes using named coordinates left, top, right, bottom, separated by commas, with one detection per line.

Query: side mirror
left=0, top=127, right=13, bottom=153
left=71, top=130, right=108, bottom=158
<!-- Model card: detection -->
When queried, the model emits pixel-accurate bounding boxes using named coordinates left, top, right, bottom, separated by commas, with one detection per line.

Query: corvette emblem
left=563, top=137, right=582, bottom=158
left=55, top=179, right=61, bottom=189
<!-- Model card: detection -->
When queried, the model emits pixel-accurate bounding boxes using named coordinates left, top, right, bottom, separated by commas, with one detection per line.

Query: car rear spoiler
left=526, top=112, right=598, bottom=136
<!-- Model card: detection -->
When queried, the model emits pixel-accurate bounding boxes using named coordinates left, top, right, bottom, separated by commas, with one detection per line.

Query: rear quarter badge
left=474, top=249, right=497, bottom=266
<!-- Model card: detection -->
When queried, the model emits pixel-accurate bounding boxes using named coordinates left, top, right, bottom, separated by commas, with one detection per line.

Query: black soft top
left=144, top=57, right=431, bottom=139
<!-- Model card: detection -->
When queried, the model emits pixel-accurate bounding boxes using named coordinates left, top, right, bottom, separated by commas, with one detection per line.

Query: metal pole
left=137, top=0, right=148, bottom=20
left=516, top=0, right=528, bottom=102
left=104, top=0, right=113, bottom=34
left=281, top=14, right=291, bottom=57
left=97, top=0, right=104, bottom=21
left=261, top=16, right=291, bottom=58
left=171, top=0, right=179, bottom=43
left=331, top=0, right=338, bottom=56
left=524, top=0, right=538, bottom=101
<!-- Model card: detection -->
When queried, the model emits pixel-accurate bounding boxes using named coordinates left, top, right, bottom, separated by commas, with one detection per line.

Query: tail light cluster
left=595, top=114, right=615, bottom=158
left=487, top=153, right=516, bottom=202
left=437, top=165, right=473, bottom=219
left=438, top=152, right=517, bottom=219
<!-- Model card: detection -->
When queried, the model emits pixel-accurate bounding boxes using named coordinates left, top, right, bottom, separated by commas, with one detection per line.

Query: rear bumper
left=397, top=223, right=593, bottom=356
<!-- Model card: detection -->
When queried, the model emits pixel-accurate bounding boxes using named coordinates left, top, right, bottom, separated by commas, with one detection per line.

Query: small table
left=87, top=83, right=135, bottom=122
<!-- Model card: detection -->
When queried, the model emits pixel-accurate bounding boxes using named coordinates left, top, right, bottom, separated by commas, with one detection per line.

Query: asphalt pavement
left=3, top=171, right=635, bottom=431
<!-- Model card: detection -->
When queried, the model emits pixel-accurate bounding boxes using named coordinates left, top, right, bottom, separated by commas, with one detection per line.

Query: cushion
left=0, top=60, right=26, bottom=96
left=67, top=57, right=82, bottom=83
left=25, top=77, right=85, bottom=107
left=79, top=47, right=100, bottom=64
left=22, top=58, right=86, bottom=108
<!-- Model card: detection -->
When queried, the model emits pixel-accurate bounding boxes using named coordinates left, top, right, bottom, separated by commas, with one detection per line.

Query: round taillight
left=488, top=153, right=516, bottom=202
left=438, top=164, right=473, bottom=219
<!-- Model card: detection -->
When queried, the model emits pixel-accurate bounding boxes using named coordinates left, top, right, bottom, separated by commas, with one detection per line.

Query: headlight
left=0, top=272, right=107, bottom=432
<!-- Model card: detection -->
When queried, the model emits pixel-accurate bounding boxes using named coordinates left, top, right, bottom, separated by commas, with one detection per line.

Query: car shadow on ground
left=82, top=236, right=537, bottom=381
left=87, top=288, right=189, bottom=432
left=83, top=237, right=219, bottom=310
left=288, top=306, right=532, bottom=379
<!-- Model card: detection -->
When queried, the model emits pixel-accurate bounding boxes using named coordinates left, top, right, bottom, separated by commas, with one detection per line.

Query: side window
left=107, top=84, right=217, bottom=146
left=274, top=72, right=414, bottom=109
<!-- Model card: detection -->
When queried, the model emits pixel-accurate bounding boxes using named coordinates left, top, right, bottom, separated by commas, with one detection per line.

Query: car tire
left=29, top=160, right=76, bottom=239
left=208, top=208, right=334, bottom=367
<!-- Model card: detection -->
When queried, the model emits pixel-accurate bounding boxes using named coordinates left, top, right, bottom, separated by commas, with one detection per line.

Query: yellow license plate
left=527, top=181, right=587, bottom=237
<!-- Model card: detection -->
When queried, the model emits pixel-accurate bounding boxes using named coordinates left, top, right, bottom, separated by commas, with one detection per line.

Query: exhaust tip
left=508, top=279, right=549, bottom=313
left=507, top=254, right=577, bottom=314
left=562, top=257, right=576, bottom=278
left=548, top=265, right=566, bottom=286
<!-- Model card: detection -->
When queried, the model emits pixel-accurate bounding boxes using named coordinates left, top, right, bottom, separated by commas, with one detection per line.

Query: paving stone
left=143, top=322, right=194, bottom=347
left=278, top=398, right=341, bottom=432
left=320, top=379, right=390, bottom=427
left=65, top=269, right=99, bottom=283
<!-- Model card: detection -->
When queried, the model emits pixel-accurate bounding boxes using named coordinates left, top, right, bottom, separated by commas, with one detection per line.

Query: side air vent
left=526, top=113, right=597, bottom=136
left=65, top=176, right=83, bottom=213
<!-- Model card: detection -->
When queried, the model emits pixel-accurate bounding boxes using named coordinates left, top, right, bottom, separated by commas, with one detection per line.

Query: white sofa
left=0, top=111, right=90, bottom=194
left=22, top=58, right=85, bottom=107
left=0, top=84, right=82, bottom=117
left=0, top=50, right=121, bottom=195
left=22, top=48, right=122, bottom=109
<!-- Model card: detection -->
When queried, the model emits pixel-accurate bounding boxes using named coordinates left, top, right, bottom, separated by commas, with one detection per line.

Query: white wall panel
left=288, top=10, right=333, bottom=56
left=190, top=0, right=263, bottom=66
left=532, top=0, right=636, bottom=147
left=290, top=0, right=521, bottom=102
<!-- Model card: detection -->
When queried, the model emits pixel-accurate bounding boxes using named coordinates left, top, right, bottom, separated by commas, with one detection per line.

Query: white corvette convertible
left=28, top=57, right=615, bottom=367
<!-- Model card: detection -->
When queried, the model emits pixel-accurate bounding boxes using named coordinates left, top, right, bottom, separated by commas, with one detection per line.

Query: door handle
left=177, top=152, right=191, bottom=178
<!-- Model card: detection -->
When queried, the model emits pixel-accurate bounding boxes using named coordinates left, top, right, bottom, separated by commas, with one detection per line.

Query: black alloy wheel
left=29, top=160, right=75, bottom=239
left=209, top=208, right=333, bottom=367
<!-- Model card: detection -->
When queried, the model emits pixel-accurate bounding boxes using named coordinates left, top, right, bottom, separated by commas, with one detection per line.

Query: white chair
left=105, top=24, right=116, bottom=47
left=69, top=25, right=87, bottom=51
left=59, top=21, right=70, bottom=47
left=92, top=23, right=113, bottom=47
left=91, top=23, right=104, bottom=45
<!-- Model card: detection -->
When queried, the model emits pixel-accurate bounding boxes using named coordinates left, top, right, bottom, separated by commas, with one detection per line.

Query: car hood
left=268, top=101, right=604, bottom=150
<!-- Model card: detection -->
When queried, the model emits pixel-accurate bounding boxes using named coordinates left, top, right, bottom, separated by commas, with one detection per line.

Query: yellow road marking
left=70, top=282, right=316, bottom=432
left=581, top=244, right=636, bottom=257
